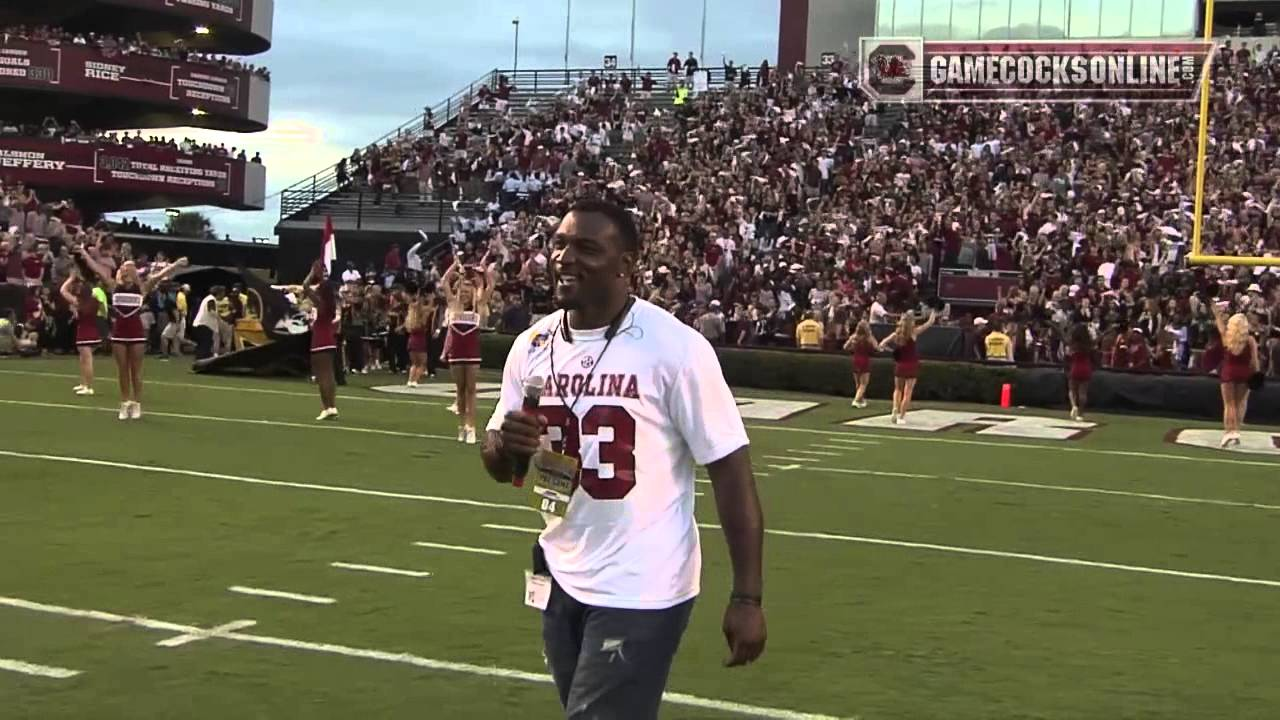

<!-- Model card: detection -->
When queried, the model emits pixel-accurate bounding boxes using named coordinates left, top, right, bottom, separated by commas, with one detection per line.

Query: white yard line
left=482, top=523, right=542, bottom=535
left=0, top=399, right=454, bottom=441
left=790, top=449, right=841, bottom=457
left=695, top=478, right=711, bottom=485
left=157, top=619, right=258, bottom=648
left=0, top=369, right=423, bottom=406
left=697, top=524, right=1280, bottom=590
left=0, top=658, right=81, bottom=679
left=228, top=586, right=335, bottom=605
left=749, top=424, right=1280, bottom=469
left=763, top=455, right=818, bottom=464
left=0, top=450, right=534, bottom=514
left=0, top=595, right=844, bottom=720
left=330, top=562, right=432, bottom=578
left=949, top=475, right=1280, bottom=512
left=412, top=541, right=506, bottom=556
left=812, top=444, right=858, bottom=451
left=810, top=467, right=935, bottom=480
left=803, top=465, right=1280, bottom=511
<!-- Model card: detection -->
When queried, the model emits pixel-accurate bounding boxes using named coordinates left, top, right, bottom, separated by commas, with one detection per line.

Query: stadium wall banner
left=0, top=37, right=268, bottom=127
left=937, top=268, right=1023, bottom=306
left=0, top=137, right=265, bottom=210
left=859, top=38, right=1214, bottom=103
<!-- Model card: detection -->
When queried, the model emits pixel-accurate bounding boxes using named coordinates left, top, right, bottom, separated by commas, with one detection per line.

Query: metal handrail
left=278, top=191, right=487, bottom=232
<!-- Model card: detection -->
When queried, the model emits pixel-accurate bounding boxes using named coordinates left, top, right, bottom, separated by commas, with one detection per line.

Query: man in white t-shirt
left=482, top=200, right=766, bottom=718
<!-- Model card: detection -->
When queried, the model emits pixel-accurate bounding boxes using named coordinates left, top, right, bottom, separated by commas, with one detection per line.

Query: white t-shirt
left=193, top=295, right=219, bottom=330
left=487, top=298, right=748, bottom=610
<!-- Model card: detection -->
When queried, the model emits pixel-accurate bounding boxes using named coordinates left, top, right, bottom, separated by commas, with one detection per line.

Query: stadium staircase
left=275, top=67, right=737, bottom=236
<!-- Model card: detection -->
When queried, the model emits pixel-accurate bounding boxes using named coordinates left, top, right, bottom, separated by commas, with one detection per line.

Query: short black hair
left=567, top=198, right=641, bottom=254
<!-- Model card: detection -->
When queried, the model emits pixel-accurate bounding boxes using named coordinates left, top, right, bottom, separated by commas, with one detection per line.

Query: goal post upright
left=1188, top=0, right=1279, bottom=267
left=1187, top=0, right=1214, bottom=266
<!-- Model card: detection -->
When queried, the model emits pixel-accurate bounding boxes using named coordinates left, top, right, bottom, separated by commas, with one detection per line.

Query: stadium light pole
left=699, top=0, right=707, bottom=63
left=564, top=0, right=571, bottom=80
left=629, top=0, right=637, bottom=68
left=512, top=17, right=520, bottom=74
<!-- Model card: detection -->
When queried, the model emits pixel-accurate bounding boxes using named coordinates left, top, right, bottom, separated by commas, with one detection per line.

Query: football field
left=2, top=357, right=1278, bottom=719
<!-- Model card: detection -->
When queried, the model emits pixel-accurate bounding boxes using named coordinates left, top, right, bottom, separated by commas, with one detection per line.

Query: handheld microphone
left=512, top=375, right=544, bottom=488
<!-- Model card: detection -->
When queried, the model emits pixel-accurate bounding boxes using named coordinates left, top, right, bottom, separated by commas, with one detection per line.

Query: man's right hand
left=500, top=411, right=544, bottom=460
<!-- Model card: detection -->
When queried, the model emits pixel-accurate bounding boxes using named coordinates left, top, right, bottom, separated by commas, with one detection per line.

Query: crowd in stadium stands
left=4, top=44, right=1280, bottom=375
left=0, top=117, right=262, bottom=163
left=0, top=181, right=220, bottom=357
left=322, top=44, right=1280, bottom=377
left=0, top=26, right=271, bottom=79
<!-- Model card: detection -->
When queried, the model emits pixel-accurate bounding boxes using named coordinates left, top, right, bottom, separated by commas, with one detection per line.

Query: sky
left=108, top=0, right=780, bottom=241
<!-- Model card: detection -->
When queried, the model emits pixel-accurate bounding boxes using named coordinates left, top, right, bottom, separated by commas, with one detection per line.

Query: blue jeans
left=542, top=577, right=695, bottom=720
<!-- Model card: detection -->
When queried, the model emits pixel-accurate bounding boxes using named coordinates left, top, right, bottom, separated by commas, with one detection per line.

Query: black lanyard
left=547, top=297, right=634, bottom=421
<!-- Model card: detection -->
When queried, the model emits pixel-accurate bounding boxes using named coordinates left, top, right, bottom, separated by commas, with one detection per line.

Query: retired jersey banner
left=0, top=137, right=265, bottom=210
left=0, top=37, right=268, bottom=127
left=860, top=38, right=1214, bottom=104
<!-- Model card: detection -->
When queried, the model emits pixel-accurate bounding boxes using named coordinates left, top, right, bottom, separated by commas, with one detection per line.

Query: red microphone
left=512, top=375, right=545, bottom=488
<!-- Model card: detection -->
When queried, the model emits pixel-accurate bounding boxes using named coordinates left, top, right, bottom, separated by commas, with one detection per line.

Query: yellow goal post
left=1188, top=0, right=1280, bottom=267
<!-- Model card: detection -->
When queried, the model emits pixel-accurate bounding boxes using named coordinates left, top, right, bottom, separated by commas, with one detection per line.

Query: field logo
left=860, top=38, right=1213, bottom=103
left=846, top=410, right=1093, bottom=441
left=1170, top=429, right=1280, bottom=456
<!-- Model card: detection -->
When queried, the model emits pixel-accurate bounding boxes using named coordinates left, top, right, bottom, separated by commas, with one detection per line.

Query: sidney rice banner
left=859, top=38, right=1214, bottom=104
left=0, top=37, right=267, bottom=127
left=0, top=137, right=265, bottom=210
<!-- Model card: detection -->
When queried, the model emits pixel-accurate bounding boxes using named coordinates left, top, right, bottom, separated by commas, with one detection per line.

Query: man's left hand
left=722, top=601, right=766, bottom=667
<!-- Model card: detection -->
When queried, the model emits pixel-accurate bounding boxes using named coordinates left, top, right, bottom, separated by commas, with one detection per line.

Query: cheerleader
left=60, top=272, right=100, bottom=396
left=1065, top=323, right=1096, bottom=421
left=877, top=309, right=937, bottom=425
left=441, top=254, right=491, bottom=444
left=403, top=290, right=435, bottom=387
left=303, top=260, right=340, bottom=421
left=843, top=320, right=876, bottom=408
left=79, top=249, right=188, bottom=420
left=1214, top=305, right=1261, bottom=447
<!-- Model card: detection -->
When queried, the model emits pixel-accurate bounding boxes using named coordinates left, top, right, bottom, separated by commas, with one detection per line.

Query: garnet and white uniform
left=310, top=288, right=337, bottom=353
left=487, top=298, right=748, bottom=610
left=75, top=289, right=101, bottom=347
left=445, top=309, right=482, bottom=364
left=109, top=285, right=146, bottom=344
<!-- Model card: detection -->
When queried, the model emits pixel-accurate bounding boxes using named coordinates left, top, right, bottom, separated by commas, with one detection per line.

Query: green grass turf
left=1, top=357, right=1278, bottom=719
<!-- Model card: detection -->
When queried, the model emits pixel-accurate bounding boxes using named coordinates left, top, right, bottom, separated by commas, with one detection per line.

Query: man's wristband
left=730, top=592, right=762, bottom=607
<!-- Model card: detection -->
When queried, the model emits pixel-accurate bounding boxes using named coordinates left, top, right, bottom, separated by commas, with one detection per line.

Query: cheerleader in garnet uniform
left=1214, top=305, right=1261, bottom=447
left=441, top=254, right=491, bottom=444
left=842, top=320, right=876, bottom=408
left=60, top=272, right=100, bottom=396
left=303, top=260, right=340, bottom=421
left=877, top=309, right=937, bottom=425
left=1065, top=323, right=1097, bottom=421
left=79, top=249, right=188, bottom=420
left=403, top=290, right=435, bottom=388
